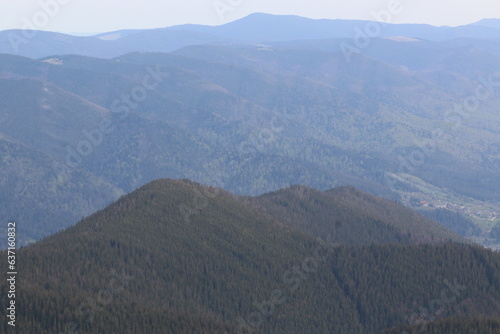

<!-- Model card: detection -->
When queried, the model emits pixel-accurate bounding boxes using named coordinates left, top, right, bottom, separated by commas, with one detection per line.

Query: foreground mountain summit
left=2, top=179, right=500, bottom=333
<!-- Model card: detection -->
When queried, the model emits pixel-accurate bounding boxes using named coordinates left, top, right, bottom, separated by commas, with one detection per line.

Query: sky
left=0, top=0, right=499, bottom=35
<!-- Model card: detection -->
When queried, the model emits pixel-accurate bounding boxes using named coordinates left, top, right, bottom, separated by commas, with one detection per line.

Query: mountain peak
left=472, top=18, right=500, bottom=29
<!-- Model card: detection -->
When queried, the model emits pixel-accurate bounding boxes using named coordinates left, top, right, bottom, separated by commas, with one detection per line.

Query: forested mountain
left=0, top=135, right=122, bottom=246
left=1, top=179, right=498, bottom=334
left=1, top=34, right=499, bottom=247
left=418, top=208, right=482, bottom=237
left=244, top=185, right=463, bottom=245
left=1, top=11, right=499, bottom=334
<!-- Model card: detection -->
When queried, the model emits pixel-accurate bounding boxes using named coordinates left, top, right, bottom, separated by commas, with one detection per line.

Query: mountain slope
left=245, top=185, right=464, bottom=245
left=0, top=135, right=122, bottom=247
left=1, top=42, right=499, bottom=247
left=383, top=317, right=500, bottom=334
left=2, top=179, right=500, bottom=333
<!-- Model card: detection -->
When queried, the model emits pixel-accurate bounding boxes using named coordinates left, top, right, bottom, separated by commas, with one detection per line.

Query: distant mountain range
left=1, top=13, right=500, bottom=58
left=5, top=178, right=500, bottom=333
left=0, top=13, right=500, bottom=248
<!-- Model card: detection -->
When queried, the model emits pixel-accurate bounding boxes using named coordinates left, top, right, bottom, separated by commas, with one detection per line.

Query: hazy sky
left=1, top=0, right=499, bottom=35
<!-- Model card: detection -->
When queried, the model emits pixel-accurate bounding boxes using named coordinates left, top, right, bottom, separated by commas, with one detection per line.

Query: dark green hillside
left=418, top=208, right=481, bottom=237
left=2, top=179, right=500, bottom=333
left=329, top=243, right=500, bottom=332
left=382, top=317, right=500, bottom=334
left=246, top=185, right=463, bottom=245
left=2, top=179, right=358, bottom=333
left=326, top=186, right=466, bottom=242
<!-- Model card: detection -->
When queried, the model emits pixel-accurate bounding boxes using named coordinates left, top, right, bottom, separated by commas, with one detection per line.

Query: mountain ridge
left=2, top=13, right=500, bottom=59
left=243, top=184, right=464, bottom=245
left=3, top=178, right=499, bottom=333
